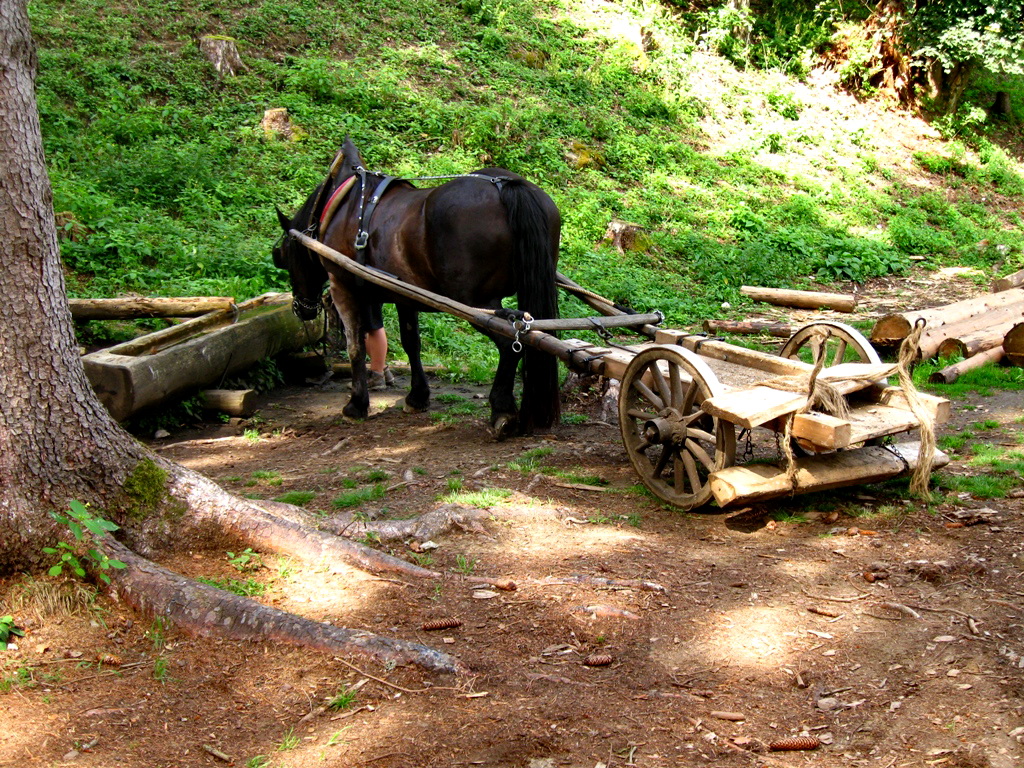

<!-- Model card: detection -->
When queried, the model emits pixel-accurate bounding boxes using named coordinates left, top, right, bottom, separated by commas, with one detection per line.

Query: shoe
left=383, top=366, right=395, bottom=386
left=367, top=370, right=387, bottom=391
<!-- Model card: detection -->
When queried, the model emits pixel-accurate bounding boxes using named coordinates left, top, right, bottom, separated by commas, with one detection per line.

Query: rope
left=896, top=318, right=936, bottom=498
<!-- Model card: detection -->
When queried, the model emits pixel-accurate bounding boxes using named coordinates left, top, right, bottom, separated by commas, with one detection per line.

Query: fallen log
left=740, top=286, right=857, bottom=313
left=709, top=443, right=949, bottom=507
left=993, top=268, right=1024, bottom=293
left=936, top=318, right=1021, bottom=360
left=929, top=347, right=1005, bottom=385
left=69, top=296, right=236, bottom=320
left=202, top=389, right=257, bottom=417
left=1005, top=323, right=1024, bottom=367
left=870, top=289, right=1024, bottom=350
left=702, top=319, right=793, bottom=338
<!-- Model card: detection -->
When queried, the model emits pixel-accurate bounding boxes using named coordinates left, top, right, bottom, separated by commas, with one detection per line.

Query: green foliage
left=328, top=688, right=358, bottom=711
left=226, top=548, right=263, bottom=571
left=272, top=490, right=317, bottom=506
left=42, top=500, right=128, bottom=585
left=332, top=484, right=386, bottom=508
left=197, top=576, right=267, bottom=597
left=905, top=0, right=1024, bottom=78
left=441, top=487, right=513, bottom=506
left=0, top=616, right=25, bottom=651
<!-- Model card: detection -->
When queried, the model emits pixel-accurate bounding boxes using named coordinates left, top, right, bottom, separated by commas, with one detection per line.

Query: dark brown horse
left=273, top=139, right=561, bottom=437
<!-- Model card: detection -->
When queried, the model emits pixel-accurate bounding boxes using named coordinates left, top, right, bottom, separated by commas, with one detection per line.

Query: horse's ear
left=275, top=206, right=291, bottom=231
left=341, top=136, right=362, bottom=168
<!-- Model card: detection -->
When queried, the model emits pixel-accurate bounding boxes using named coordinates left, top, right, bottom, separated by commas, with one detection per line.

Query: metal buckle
left=354, top=231, right=369, bottom=250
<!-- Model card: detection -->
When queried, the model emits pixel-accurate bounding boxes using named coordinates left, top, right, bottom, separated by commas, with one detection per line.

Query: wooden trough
left=82, top=293, right=322, bottom=420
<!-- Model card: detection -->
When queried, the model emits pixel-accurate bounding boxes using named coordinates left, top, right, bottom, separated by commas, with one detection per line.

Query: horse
left=272, top=138, right=561, bottom=438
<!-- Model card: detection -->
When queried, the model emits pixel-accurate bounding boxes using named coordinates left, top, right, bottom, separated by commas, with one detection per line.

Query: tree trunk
left=0, top=0, right=465, bottom=675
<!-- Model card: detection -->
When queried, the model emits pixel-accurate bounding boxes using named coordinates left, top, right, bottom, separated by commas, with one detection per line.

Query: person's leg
left=366, top=326, right=388, bottom=374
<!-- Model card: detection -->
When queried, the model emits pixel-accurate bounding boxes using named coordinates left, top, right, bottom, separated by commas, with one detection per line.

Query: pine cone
left=583, top=653, right=614, bottom=667
left=769, top=736, right=821, bottom=751
left=421, top=617, right=462, bottom=631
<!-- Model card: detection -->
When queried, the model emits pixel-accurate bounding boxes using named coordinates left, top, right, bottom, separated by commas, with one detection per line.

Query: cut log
left=936, top=318, right=1021, bottom=360
left=703, top=319, right=793, bottom=338
left=202, top=389, right=257, bottom=417
left=199, top=35, right=246, bottom=78
left=740, top=286, right=857, bottom=313
left=709, top=443, right=949, bottom=507
left=69, top=296, right=236, bottom=320
left=992, top=268, right=1024, bottom=293
left=929, top=347, right=1005, bottom=385
left=869, top=289, right=1024, bottom=348
left=1003, top=322, right=1024, bottom=367
left=82, top=294, right=322, bottom=420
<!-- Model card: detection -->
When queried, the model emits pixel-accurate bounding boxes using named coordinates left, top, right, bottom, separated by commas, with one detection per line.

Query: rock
left=816, top=697, right=839, bottom=711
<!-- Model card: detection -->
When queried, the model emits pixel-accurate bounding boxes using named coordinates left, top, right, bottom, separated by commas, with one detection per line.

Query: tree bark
left=69, top=296, right=236, bottom=320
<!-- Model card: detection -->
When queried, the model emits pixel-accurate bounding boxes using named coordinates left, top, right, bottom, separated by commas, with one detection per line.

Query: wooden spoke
left=682, top=451, right=701, bottom=494
left=652, top=446, right=672, bottom=477
left=680, top=378, right=697, bottom=415
left=831, top=338, right=848, bottom=366
left=669, top=363, right=685, bottom=408
left=650, top=362, right=672, bottom=405
left=627, top=408, right=658, bottom=421
left=632, top=378, right=664, bottom=411
left=686, top=427, right=717, bottom=443
left=686, top=438, right=716, bottom=472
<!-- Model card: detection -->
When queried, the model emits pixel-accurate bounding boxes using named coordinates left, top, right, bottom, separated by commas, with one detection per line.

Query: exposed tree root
left=529, top=575, right=668, bottom=593
left=161, top=462, right=515, bottom=590
left=327, top=503, right=490, bottom=544
left=101, top=538, right=467, bottom=674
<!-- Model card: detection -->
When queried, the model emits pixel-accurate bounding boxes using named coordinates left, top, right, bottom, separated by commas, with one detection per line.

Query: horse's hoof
left=490, top=415, right=515, bottom=442
left=343, top=404, right=368, bottom=420
left=403, top=401, right=428, bottom=414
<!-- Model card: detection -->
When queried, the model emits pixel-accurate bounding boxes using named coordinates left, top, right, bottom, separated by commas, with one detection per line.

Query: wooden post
left=69, top=296, right=236, bottom=320
left=929, top=347, right=1005, bottom=385
left=202, top=389, right=257, bottom=417
left=740, top=286, right=857, bottom=313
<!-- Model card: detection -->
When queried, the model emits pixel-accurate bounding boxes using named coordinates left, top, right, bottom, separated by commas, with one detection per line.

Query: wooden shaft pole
left=740, top=286, right=857, bottom=313
left=69, top=296, right=235, bottom=320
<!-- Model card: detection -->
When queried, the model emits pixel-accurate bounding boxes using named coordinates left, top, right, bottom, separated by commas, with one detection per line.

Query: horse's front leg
left=397, top=305, right=430, bottom=413
left=328, top=275, right=370, bottom=420
left=486, top=331, right=522, bottom=441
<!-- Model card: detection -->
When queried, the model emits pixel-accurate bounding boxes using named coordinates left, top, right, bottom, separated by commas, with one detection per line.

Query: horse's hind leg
left=397, top=305, right=430, bottom=413
left=328, top=274, right=370, bottom=420
left=487, top=331, right=521, bottom=441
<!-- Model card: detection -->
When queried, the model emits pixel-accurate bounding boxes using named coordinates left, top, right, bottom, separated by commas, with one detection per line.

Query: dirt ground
left=3, top=273, right=1024, bottom=768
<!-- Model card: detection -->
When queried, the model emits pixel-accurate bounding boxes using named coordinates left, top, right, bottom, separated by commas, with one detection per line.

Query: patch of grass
left=918, top=359, right=1024, bottom=397
left=770, top=511, right=808, bottom=524
left=273, top=490, right=317, bottom=506
left=507, top=446, right=555, bottom=473
left=250, top=470, right=282, bottom=486
left=277, top=727, right=299, bottom=751
left=934, top=472, right=1016, bottom=499
left=454, top=554, right=477, bottom=575
left=560, top=412, right=588, bottom=425
left=243, top=429, right=262, bottom=443
left=441, top=488, right=513, bottom=507
left=362, top=468, right=390, bottom=482
left=197, top=576, right=267, bottom=598
left=546, top=468, right=608, bottom=486
left=327, top=688, right=358, bottom=711
left=332, top=484, right=387, bottom=508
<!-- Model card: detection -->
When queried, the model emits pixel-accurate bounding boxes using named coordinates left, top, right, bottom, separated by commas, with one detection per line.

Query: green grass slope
left=29, top=0, right=1024, bottom=366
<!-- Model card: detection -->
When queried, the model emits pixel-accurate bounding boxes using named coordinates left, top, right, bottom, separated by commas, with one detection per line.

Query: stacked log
left=992, top=268, right=1024, bottom=293
left=1005, top=323, right=1024, bottom=368
left=740, top=286, right=857, bottom=313
left=869, top=289, right=1024, bottom=382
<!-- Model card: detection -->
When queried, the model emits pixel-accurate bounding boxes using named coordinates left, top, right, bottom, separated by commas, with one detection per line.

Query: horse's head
left=273, top=203, right=327, bottom=321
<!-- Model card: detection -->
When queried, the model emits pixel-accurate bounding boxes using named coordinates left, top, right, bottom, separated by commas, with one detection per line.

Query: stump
left=198, top=35, right=246, bottom=78
left=260, top=107, right=294, bottom=141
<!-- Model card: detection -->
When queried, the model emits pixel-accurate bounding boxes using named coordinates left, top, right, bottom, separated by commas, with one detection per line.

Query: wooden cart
left=294, top=231, right=950, bottom=511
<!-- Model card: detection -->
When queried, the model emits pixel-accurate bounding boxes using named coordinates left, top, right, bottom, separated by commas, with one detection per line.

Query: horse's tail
left=499, top=180, right=561, bottom=431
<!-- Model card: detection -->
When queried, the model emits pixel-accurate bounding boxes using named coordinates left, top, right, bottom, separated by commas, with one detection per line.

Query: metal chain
left=512, top=317, right=532, bottom=353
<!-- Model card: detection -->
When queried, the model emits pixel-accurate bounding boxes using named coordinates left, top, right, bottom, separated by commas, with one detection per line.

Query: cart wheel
left=618, top=346, right=736, bottom=510
left=780, top=321, right=883, bottom=370
left=781, top=321, right=884, bottom=455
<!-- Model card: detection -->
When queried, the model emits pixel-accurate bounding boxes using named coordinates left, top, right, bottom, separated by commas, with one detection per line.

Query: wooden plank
left=789, top=413, right=852, bottom=452
left=868, top=387, right=951, bottom=425
left=845, top=404, right=921, bottom=444
left=656, top=329, right=812, bottom=377
left=709, top=443, right=950, bottom=507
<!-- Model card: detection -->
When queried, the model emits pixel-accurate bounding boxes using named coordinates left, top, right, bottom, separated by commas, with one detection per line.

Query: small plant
left=251, top=470, right=282, bottom=486
left=153, top=655, right=170, bottom=683
left=0, top=615, right=25, bottom=650
left=561, top=413, right=587, bottom=425
left=441, top=488, right=513, bottom=507
left=146, top=617, right=167, bottom=651
left=43, top=500, right=127, bottom=585
left=243, top=428, right=262, bottom=443
left=410, top=552, right=434, bottom=567
left=246, top=755, right=270, bottom=768
left=446, top=477, right=464, bottom=493
left=277, top=727, right=300, bottom=751
left=360, top=531, right=381, bottom=546
left=198, top=577, right=266, bottom=597
left=363, top=468, right=390, bottom=482
left=227, top=548, right=263, bottom=571
left=327, top=688, right=358, bottom=711
left=454, top=554, right=477, bottom=575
